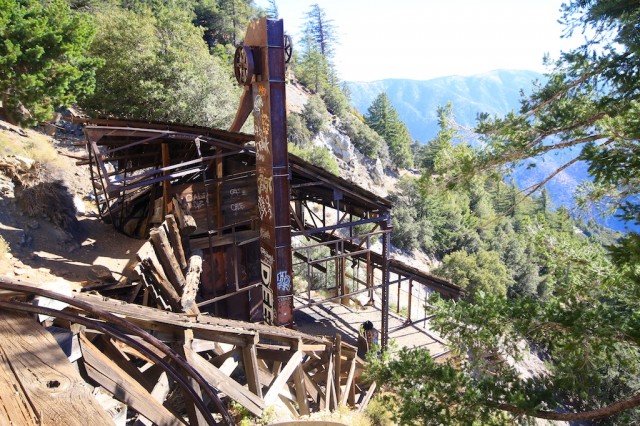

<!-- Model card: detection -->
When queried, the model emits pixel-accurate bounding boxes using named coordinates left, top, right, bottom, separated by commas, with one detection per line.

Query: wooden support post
left=180, top=330, right=208, bottom=426
left=165, top=214, right=187, bottom=269
left=358, top=382, right=377, bottom=413
left=242, top=339, right=263, bottom=399
left=341, top=357, right=357, bottom=407
left=325, top=348, right=334, bottom=412
left=182, top=250, right=203, bottom=315
left=162, top=143, right=172, bottom=217
left=293, top=365, right=310, bottom=416
left=184, top=347, right=264, bottom=417
left=150, top=226, right=186, bottom=293
left=334, top=334, right=342, bottom=404
left=264, top=350, right=304, bottom=407
left=302, top=368, right=323, bottom=407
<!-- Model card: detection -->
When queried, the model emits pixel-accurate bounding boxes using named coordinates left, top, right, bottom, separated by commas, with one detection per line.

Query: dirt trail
left=0, top=123, right=144, bottom=289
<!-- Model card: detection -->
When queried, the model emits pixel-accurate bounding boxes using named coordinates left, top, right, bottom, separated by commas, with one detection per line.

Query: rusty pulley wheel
left=234, top=45, right=254, bottom=86
left=284, top=34, right=293, bottom=64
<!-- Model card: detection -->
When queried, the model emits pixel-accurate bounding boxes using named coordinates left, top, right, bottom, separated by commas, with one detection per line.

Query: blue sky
left=255, top=0, right=582, bottom=82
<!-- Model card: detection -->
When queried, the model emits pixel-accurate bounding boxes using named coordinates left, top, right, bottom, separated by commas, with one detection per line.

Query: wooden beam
left=242, top=343, right=263, bottom=399
left=334, top=334, right=342, bottom=404
left=302, top=367, right=324, bottom=409
left=183, top=347, right=264, bottom=417
left=79, top=333, right=184, bottom=426
left=182, top=250, right=203, bottom=315
left=180, top=330, right=208, bottom=426
left=165, top=215, right=187, bottom=269
left=358, top=382, right=377, bottom=412
left=340, top=357, right=357, bottom=407
left=264, top=350, right=304, bottom=407
left=172, top=198, right=197, bottom=236
left=293, top=365, right=310, bottom=416
left=0, top=312, right=114, bottom=426
left=136, top=242, right=182, bottom=311
left=149, top=226, right=186, bottom=293
left=325, top=348, right=334, bottom=412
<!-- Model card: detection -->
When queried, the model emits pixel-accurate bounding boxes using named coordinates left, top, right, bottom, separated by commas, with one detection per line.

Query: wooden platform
left=0, top=311, right=114, bottom=426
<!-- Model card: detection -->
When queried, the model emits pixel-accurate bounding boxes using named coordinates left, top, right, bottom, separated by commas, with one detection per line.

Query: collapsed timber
left=0, top=276, right=373, bottom=425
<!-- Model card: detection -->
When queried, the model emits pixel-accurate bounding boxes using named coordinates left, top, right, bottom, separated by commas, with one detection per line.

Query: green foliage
left=80, top=3, right=239, bottom=127
left=471, top=1, right=640, bottom=270
left=288, top=143, right=339, bottom=176
left=192, top=0, right=260, bottom=49
left=365, top=92, right=414, bottom=169
left=339, top=113, right=387, bottom=160
left=300, top=94, right=330, bottom=135
left=436, top=250, right=509, bottom=300
left=286, top=112, right=311, bottom=146
left=0, top=0, right=100, bottom=124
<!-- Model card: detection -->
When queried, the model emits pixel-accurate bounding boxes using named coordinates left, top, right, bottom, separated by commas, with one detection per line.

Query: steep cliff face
left=285, top=82, right=397, bottom=197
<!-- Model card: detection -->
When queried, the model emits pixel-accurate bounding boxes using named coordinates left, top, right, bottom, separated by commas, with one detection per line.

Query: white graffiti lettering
left=260, top=247, right=274, bottom=266
left=261, top=259, right=274, bottom=325
left=257, top=175, right=273, bottom=196
left=230, top=202, right=245, bottom=212
left=258, top=195, right=272, bottom=220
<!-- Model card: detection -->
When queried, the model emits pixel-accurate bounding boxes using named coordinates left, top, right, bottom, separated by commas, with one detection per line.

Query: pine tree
left=0, top=0, right=100, bottom=124
left=365, top=93, right=414, bottom=168
left=265, top=0, right=278, bottom=19
left=302, top=3, right=336, bottom=59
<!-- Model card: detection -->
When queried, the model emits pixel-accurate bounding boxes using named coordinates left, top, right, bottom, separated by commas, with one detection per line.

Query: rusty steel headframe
left=230, top=18, right=293, bottom=327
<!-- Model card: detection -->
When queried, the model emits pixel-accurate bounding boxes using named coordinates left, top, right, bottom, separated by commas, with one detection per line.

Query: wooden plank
left=98, top=336, right=155, bottom=392
left=180, top=330, right=208, bottom=426
left=79, top=333, right=184, bottom=426
left=340, top=357, right=357, bottom=407
left=137, top=372, right=171, bottom=426
left=325, top=348, right=334, bottom=412
left=0, top=339, right=39, bottom=425
left=302, top=367, right=323, bottom=408
left=334, top=334, right=342, bottom=404
left=264, top=350, right=304, bottom=406
left=358, top=382, right=377, bottom=412
left=136, top=242, right=182, bottom=311
left=279, top=394, right=299, bottom=418
left=164, top=215, right=187, bottom=269
left=172, top=197, right=197, bottom=235
left=242, top=343, right=263, bottom=398
left=182, top=250, right=202, bottom=315
left=149, top=226, right=187, bottom=293
left=293, top=365, right=310, bottom=416
left=0, top=311, right=114, bottom=426
left=183, top=347, right=264, bottom=417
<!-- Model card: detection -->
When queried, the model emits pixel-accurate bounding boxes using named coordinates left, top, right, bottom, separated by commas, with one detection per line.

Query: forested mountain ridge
left=346, top=69, right=543, bottom=143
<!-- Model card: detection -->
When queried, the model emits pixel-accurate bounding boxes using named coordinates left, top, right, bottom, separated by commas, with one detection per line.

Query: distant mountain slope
left=346, top=69, right=543, bottom=143
left=347, top=70, right=631, bottom=233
